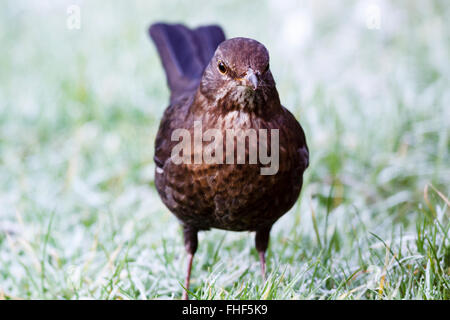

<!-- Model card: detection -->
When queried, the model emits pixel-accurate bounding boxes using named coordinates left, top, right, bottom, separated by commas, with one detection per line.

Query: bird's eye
left=217, top=61, right=227, bottom=74
left=264, top=63, right=270, bottom=73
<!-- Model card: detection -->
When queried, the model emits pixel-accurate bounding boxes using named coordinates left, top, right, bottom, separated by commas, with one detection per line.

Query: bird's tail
left=149, top=23, right=226, bottom=98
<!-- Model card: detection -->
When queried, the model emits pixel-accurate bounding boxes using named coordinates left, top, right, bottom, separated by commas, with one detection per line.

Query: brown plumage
left=149, top=23, right=309, bottom=299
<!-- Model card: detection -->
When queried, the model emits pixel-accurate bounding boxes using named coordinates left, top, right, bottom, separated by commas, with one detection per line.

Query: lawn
left=0, top=0, right=448, bottom=299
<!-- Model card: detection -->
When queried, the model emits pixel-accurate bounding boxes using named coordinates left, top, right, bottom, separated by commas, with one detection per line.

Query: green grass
left=0, top=0, right=449, bottom=300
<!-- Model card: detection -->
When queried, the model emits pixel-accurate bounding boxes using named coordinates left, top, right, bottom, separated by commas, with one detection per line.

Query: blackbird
left=149, top=23, right=309, bottom=299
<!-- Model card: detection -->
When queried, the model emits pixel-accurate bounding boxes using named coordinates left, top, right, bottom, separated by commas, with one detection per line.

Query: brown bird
left=149, top=23, right=309, bottom=299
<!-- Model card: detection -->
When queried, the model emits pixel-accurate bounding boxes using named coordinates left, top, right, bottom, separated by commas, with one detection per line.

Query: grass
left=0, top=0, right=449, bottom=300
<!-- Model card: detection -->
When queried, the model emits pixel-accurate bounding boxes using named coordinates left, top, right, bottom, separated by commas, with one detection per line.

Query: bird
left=149, top=23, right=309, bottom=300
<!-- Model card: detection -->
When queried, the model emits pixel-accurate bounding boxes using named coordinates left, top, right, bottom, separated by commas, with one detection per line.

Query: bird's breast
left=156, top=108, right=303, bottom=231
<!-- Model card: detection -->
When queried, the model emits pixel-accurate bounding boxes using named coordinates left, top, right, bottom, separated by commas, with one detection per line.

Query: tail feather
left=149, top=23, right=225, bottom=99
left=192, top=25, right=226, bottom=67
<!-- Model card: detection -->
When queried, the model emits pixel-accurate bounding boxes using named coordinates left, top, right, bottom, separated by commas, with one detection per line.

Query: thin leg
left=258, top=251, right=266, bottom=281
left=255, top=225, right=272, bottom=281
left=182, top=225, right=198, bottom=300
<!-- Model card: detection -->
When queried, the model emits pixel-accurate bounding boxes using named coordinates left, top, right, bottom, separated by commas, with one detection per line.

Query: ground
left=0, top=0, right=449, bottom=299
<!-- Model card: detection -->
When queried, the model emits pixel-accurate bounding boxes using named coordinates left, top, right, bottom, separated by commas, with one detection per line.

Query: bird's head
left=199, top=37, right=278, bottom=112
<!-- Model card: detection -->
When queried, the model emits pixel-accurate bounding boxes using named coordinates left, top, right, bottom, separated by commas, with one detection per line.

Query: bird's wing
left=149, top=23, right=225, bottom=103
left=153, top=95, right=193, bottom=170
left=281, top=106, right=309, bottom=172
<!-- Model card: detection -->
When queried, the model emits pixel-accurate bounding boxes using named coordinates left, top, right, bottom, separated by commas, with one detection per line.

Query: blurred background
left=0, top=0, right=448, bottom=299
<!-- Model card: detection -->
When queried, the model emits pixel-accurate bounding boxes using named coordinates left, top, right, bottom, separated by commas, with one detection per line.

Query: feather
left=149, top=23, right=225, bottom=102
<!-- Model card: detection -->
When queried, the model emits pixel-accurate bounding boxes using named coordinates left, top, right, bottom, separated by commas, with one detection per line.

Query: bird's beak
left=244, top=69, right=258, bottom=90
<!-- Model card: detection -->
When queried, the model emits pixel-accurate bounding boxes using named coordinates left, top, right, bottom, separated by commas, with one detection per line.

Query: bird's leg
left=182, top=225, right=198, bottom=300
left=255, top=225, right=272, bottom=282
